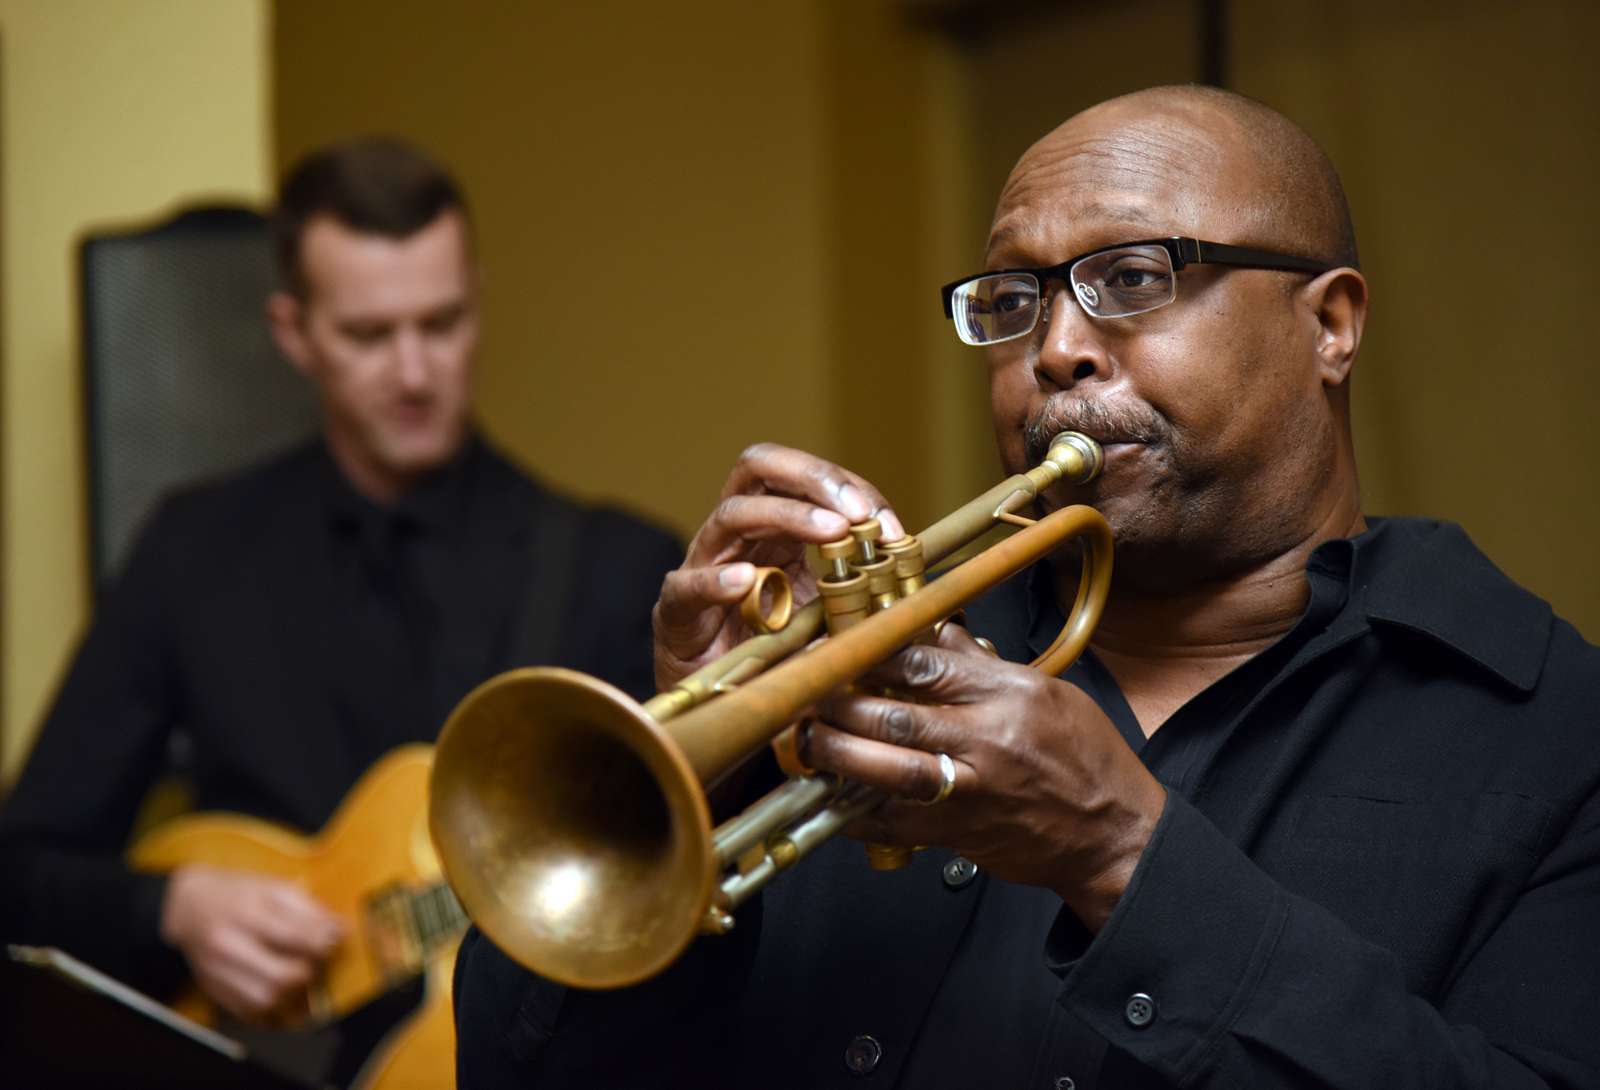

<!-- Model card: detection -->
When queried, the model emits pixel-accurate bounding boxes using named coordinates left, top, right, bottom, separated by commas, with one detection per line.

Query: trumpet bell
left=429, top=667, right=714, bottom=989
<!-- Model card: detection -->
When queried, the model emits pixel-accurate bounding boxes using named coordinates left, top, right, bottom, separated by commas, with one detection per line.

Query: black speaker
left=79, top=205, right=317, bottom=591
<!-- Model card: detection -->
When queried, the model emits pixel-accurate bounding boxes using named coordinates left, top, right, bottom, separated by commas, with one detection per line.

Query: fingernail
left=810, top=507, right=848, bottom=534
left=719, top=563, right=754, bottom=590
left=836, top=484, right=871, bottom=521
left=878, top=508, right=905, bottom=540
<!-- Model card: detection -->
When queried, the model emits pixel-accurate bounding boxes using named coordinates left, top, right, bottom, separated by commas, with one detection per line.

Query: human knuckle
left=879, top=703, right=919, bottom=747
left=715, top=494, right=751, bottom=523
left=798, top=723, right=828, bottom=760
left=804, top=460, right=842, bottom=495
left=901, top=645, right=945, bottom=688
left=902, top=753, right=935, bottom=798
left=1004, top=669, right=1043, bottom=704
left=738, top=441, right=778, bottom=466
left=659, top=567, right=699, bottom=599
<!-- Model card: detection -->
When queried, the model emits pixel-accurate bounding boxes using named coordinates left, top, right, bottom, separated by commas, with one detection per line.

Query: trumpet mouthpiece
left=1044, top=432, right=1104, bottom=486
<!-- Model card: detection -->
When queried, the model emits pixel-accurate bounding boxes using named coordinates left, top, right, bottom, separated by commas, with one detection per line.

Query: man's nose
left=1032, top=283, right=1113, bottom=392
left=392, top=327, right=430, bottom=391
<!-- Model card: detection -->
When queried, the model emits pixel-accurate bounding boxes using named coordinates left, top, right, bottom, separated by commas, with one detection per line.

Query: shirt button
left=1124, top=992, right=1157, bottom=1028
left=942, top=856, right=978, bottom=889
left=844, top=1034, right=883, bottom=1075
left=1053, top=1077, right=1076, bottom=1090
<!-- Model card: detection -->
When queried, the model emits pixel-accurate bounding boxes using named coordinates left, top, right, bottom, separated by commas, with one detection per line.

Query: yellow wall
left=272, top=1, right=983, bottom=539
left=0, top=0, right=272, bottom=782
left=274, top=1, right=838, bottom=537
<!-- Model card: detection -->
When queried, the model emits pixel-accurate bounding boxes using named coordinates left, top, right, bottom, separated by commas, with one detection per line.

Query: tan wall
left=0, top=0, right=272, bottom=782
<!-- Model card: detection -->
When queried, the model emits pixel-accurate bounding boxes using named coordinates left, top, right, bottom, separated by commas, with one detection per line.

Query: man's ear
left=266, top=291, right=314, bottom=377
left=1303, top=268, right=1367, bottom=389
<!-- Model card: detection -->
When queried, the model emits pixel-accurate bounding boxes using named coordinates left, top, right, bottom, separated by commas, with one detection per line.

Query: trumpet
left=428, top=432, right=1113, bottom=989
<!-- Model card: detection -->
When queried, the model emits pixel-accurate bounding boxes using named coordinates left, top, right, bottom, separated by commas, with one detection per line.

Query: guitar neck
left=367, top=880, right=468, bottom=982
left=410, top=882, right=468, bottom=955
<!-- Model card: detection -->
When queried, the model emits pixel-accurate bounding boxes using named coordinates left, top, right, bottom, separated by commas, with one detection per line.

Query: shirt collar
left=1020, top=517, right=1551, bottom=694
left=1348, top=517, right=1551, bottom=693
left=320, top=433, right=484, bottom=536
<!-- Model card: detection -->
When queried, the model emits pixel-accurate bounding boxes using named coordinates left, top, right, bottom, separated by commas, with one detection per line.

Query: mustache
left=1024, top=398, right=1166, bottom=464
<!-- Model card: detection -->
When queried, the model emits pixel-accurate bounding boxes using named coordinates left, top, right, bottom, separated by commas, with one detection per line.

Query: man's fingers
left=801, top=720, right=970, bottom=803
left=722, top=444, right=873, bottom=515
left=855, top=639, right=1009, bottom=705
left=812, top=691, right=968, bottom=757
left=207, top=924, right=317, bottom=994
left=719, top=444, right=903, bottom=541
left=254, top=885, right=343, bottom=956
left=200, top=964, right=277, bottom=1022
left=655, top=563, right=758, bottom=640
left=686, top=495, right=853, bottom=568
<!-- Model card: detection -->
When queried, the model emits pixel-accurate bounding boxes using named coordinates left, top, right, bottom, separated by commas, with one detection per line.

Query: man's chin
left=374, top=431, right=468, bottom=479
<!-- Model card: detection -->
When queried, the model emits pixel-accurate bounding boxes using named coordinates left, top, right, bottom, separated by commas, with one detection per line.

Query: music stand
left=2, top=945, right=325, bottom=1089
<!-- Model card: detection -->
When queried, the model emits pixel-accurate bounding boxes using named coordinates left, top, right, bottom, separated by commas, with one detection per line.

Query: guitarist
left=0, top=139, right=678, bottom=1027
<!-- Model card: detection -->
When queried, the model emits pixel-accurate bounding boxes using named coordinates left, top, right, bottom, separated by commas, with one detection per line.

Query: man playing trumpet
left=453, top=85, right=1600, bottom=1089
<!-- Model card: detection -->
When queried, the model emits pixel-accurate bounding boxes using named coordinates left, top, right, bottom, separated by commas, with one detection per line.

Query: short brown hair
left=271, top=137, right=470, bottom=297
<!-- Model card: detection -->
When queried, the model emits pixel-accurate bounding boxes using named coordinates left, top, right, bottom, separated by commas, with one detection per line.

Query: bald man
left=453, top=87, right=1600, bottom=1089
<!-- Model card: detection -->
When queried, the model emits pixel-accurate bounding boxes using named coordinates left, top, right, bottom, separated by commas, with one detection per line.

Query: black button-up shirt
left=0, top=438, right=680, bottom=993
left=455, top=517, right=1600, bottom=1090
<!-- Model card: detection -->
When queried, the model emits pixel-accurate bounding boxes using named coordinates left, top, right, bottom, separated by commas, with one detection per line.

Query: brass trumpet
left=428, top=433, right=1113, bottom=989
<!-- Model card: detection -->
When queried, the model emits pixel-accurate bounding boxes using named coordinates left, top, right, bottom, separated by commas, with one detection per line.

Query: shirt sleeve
left=0, top=504, right=187, bottom=992
left=579, top=512, right=682, bottom=703
left=1048, top=791, right=1600, bottom=1088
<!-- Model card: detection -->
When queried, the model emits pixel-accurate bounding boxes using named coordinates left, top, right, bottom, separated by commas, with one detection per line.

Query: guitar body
left=130, top=744, right=460, bottom=1089
left=351, top=958, right=456, bottom=1090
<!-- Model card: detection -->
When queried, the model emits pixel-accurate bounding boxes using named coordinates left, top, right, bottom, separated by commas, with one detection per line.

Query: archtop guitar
left=130, top=744, right=465, bottom=1090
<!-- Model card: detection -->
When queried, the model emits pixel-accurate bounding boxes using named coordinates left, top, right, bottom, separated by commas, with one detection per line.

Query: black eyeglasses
left=940, top=237, right=1332, bottom=346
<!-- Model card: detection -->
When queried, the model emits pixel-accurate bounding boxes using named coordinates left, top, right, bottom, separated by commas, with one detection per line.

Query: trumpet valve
left=849, top=518, right=883, bottom=562
left=857, top=557, right=899, bottom=614
left=880, top=537, right=926, bottom=598
left=818, top=570, right=870, bottom=634
left=819, top=537, right=856, bottom=581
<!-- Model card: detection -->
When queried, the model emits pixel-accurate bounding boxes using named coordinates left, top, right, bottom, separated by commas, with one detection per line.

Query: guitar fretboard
left=410, top=882, right=467, bottom=951
left=366, top=881, right=468, bottom=981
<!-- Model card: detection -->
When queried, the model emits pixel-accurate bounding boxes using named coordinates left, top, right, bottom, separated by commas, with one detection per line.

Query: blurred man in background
left=0, top=138, right=678, bottom=1024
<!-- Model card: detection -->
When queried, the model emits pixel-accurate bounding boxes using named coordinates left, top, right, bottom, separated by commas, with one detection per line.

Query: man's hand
left=801, top=624, right=1167, bottom=931
left=652, top=443, right=903, bottom=690
left=159, top=864, right=345, bottom=1022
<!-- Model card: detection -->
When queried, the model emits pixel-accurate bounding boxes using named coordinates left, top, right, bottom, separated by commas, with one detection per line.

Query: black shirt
left=319, top=438, right=525, bottom=747
left=454, top=517, right=1600, bottom=1090
left=0, top=438, right=681, bottom=993
left=1022, top=525, right=1354, bottom=795
left=900, top=524, right=1361, bottom=1089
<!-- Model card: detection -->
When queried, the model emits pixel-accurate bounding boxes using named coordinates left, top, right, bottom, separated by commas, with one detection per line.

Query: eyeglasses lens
left=953, top=274, right=1041, bottom=346
left=952, top=245, right=1179, bottom=345
left=1069, top=245, right=1176, bottom=318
